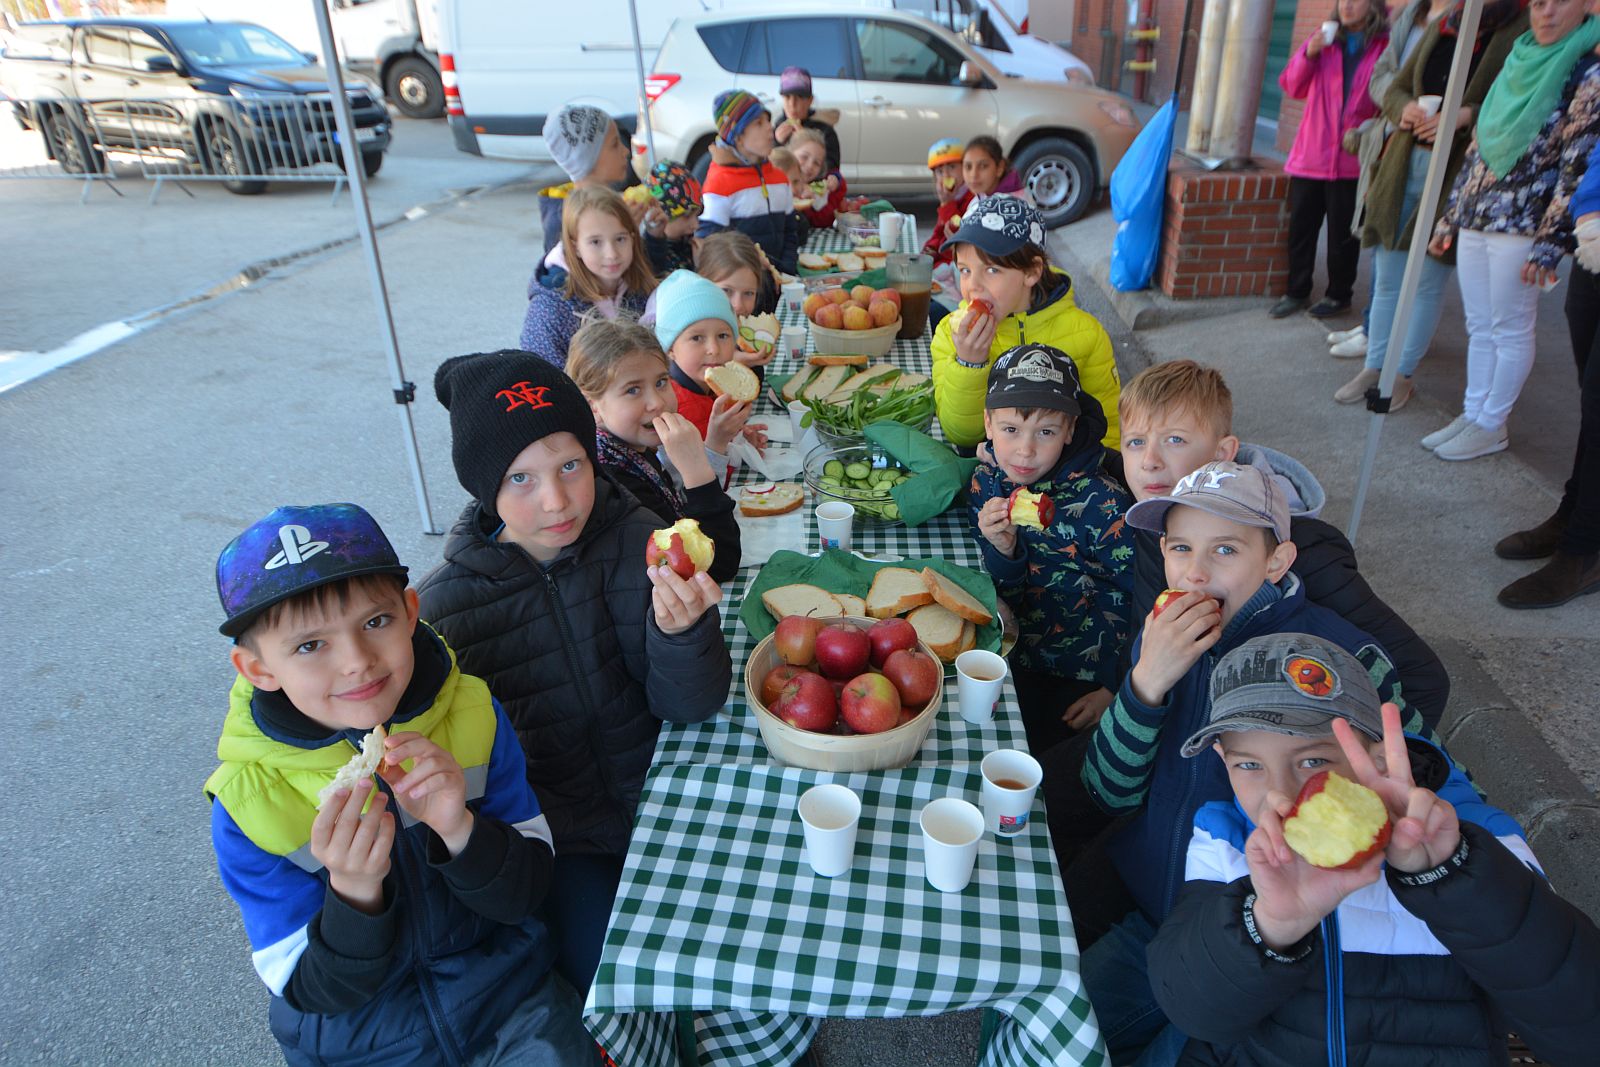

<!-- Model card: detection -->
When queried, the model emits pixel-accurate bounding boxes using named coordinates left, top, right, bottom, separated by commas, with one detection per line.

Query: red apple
left=802, top=292, right=830, bottom=321
left=645, top=518, right=715, bottom=578
left=873, top=288, right=902, bottom=311
left=896, top=709, right=918, bottom=727
left=825, top=288, right=852, bottom=305
left=759, top=664, right=807, bottom=707
left=814, top=622, right=871, bottom=680
left=868, top=299, right=899, bottom=328
left=867, top=617, right=918, bottom=668
left=814, top=303, right=845, bottom=330
left=1007, top=487, right=1056, bottom=530
left=840, top=672, right=902, bottom=734
left=963, top=297, right=994, bottom=332
left=774, top=615, right=823, bottom=666
left=841, top=305, right=872, bottom=331
left=1282, top=771, right=1392, bottom=870
left=1152, top=588, right=1216, bottom=619
left=850, top=284, right=875, bottom=305
left=771, top=670, right=838, bottom=732
left=881, top=648, right=940, bottom=708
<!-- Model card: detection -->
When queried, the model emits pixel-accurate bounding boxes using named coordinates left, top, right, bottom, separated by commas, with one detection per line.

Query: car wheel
left=337, top=149, right=385, bottom=178
left=200, top=118, right=267, bottom=195
left=688, top=141, right=713, bottom=184
left=42, top=109, right=105, bottom=175
left=1013, top=138, right=1094, bottom=228
left=385, top=56, right=443, bottom=120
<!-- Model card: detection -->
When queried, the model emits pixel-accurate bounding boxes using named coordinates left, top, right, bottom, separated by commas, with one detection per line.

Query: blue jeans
left=1364, top=148, right=1453, bottom=377
left=543, top=853, right=624, bottom=997
left=1080, top=911, right=1188, bottom=1067
left=465, top=970, right=595, bottom=1066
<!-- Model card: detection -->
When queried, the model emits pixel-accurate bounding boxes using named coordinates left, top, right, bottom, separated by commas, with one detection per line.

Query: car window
left=762, top=19, right=853, bottom=79
left=125, top=30, right=173, bottom=71
left=893, top=0, right=1008, bottom=52
left=83, top=28, right=132, bottom=69
left=854, top=19, right=964, bottom=86
left=737, top=23, right=769, bottom=77
left=697, top=23, right=745, bottom=73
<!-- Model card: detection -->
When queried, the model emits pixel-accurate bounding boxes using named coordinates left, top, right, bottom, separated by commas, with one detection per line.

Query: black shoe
left=1494, top=511, right=1568, bottom=560
left=1270, top=295, right=1309, bottom=319
left=1497, top=551, right=1600, bottom=609
left=1308, top=298, right=1352, bottom=318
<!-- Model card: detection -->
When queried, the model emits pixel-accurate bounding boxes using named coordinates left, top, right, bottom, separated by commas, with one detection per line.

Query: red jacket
left=801, top=171, right=847, bottom=229
left=1280, top=34, right=1388, bottom=181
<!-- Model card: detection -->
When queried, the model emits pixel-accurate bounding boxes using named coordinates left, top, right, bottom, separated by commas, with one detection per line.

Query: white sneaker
left=1329, top=334, right=1369, bottom=358
left=1327, top=325, right=1365, bottom=345
left=1434, top=422, right=1508, bottom=461
left=1421, top=414, right=1472, bottom=451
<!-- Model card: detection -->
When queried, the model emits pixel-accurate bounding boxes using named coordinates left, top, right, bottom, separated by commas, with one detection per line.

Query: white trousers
left=1455, top=228, right=1541, bottom=431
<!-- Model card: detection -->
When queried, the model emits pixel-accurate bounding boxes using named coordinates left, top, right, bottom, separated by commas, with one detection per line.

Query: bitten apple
left=814, top=622, right=872, bottom=680
left=646, top=518, right=715, bottom=578
left=840, top=672, right=902, bottom=733
left=867, top=617, right=918, bottom=668
left=963, top=297, right=994, bottom=331
left=881, top=648, right=939, bottom=709
left=774, top=615, right=823, bottom=666
left=771, top=670, right=838, bottom=732
left=1007, top=487, right=1055, bottom=529
left=760, top=664, right=807, bottom=707
left=1281, top=771, right=1392, bottom=870
left=1152, top=588, right=1216, bottom=619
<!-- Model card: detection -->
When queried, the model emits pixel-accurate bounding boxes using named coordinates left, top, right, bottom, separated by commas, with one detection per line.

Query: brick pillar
left=1157, top=159, right=1291, bottom=299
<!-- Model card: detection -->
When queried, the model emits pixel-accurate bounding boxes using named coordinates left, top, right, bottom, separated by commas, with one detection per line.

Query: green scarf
left=1476, top=16, right=1600, bottom=178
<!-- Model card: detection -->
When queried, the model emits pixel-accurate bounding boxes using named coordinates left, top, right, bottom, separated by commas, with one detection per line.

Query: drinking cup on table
left=980, top=749, right=1043, bottom=837
left=954, top=649, right=1007, bottom=725
left=1320, top=21, right=1338, bottom=44
left=781, top=325, right=807, bottom=362
left=920, top=797, right=984, bottom=892
left=782, top=281, right=806, bottom=313
left=798, top=783, right=861, bottom=877
left=787, top=399, right=810, bottom=443
left=878, top=212, right=904, bottom=251
left=816, top=501, right=854, bottom=552
left=1416, top=95, right=1442, bottom=119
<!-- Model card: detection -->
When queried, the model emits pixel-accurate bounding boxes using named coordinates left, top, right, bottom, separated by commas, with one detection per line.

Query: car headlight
left=1098, top=100, right=1136, bottom=126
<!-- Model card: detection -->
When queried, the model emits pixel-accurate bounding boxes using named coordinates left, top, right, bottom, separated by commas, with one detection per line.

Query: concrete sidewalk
left=1049, top=205, right=1600, bottom=922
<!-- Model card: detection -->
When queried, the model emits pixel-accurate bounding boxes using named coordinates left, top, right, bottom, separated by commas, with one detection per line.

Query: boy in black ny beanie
left=417, top=349, right=731, bottom=994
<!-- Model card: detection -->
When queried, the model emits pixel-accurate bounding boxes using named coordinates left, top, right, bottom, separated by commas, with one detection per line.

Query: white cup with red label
left=981, top=749, right=1042, bottom=837
left=816, top=501, right=854, bottom=552
left=781, top=281, right=806, bottom=313
left=782, top=325, right=807, bottom=362
left=955, top=649, right=1007, bottom=725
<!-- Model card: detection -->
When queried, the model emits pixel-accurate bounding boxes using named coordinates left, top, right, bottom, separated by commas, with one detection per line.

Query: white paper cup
left=1416, top=94, right=1442, bottom=118
left=920, top=797, right=984, bottom=892
left=954, top=649, right=1007, bottom=725
left=816, top=501, right=854, bottom=551
left=981, top=749, right=1043, bottom=837
left=781, top=325, right=807, bottom=362
left=798, top=783, right=861, bottom=877
left=1321, top=21, right=1338, bottom=44
left=787, top=399, right=810, bottom=443
left=781, top=281, right=806, bottom=313
left=878, top=212, right=904, bottom=251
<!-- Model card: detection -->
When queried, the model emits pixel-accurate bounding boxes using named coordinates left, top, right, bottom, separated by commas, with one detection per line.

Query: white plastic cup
left=981, top=749, right=1043, bottom=837
left=781, top=325, right=807, bottom=362
left=798, top=783, right=861, bottom=877
left=787, top=399, right=810, bottom=443
left=954, top=649, right=1007, bottom=725
left=920, top=797, right=984, bottom=892
left=782, top=281, right=806, bottom=313
left=816, top=501, right=854, bottom=552
left=1416, top=94, right=1442, bottom=118
left=1321, top=20, right=1338, bottom=44
left=878, top=212, right=904, bottom=251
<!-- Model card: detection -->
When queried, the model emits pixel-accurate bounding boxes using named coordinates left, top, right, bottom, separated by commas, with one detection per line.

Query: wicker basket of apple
left=803, top=285, right=903, bottom=359
left=745, top=615, right=944, bottom=771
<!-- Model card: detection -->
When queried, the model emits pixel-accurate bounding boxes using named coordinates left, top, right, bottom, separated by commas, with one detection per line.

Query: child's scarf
left=595, top=428, right=687, bottom=517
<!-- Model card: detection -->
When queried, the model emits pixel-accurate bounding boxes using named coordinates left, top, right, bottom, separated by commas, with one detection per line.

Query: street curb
left=1086, top=257, right=1274, bottom=332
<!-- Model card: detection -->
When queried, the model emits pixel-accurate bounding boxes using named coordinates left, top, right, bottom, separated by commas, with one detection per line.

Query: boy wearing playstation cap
left=205, top=503, right=592, bottom=1066
left=1146, top=633, right=1600, bottom=1066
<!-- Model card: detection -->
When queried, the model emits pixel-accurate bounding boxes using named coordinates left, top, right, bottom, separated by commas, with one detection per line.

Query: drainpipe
left=1185, top=0, right=1231, bottom=155
left=1208, top=0, right=1274, bottom=165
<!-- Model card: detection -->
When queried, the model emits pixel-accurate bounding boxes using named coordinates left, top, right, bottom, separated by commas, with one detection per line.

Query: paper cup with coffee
left=955, top=649, right=1007, bottom=725
left=1321, top=21, right=1339, bottom=44
left=981, top=749, right=1043, bottom=837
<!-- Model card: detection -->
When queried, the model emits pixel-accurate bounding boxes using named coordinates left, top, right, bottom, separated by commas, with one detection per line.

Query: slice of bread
left=762, top=583, right=843, bottom=622
left=738, top=482, right=804, bottom=516
left=798, top=252, right=830, bottom=271
left=781, top=367, right=819, bottom=403
left=858, top=247, right=888, bottom=263
left=907, top=604, right=967, bottom=662
left=821, top=253, right=841, bottom=266
left=808, top=352, right=869, bottom=367
left=800, top=365, right=851, bottom=401
left=866, top=566, right=936, bottom=618
left=826, top=363, right=901, bottom=402
left=920, top=568, right=993, bottom=625
left=705, top=361, right=759, bottom=403
left=834, top=253, right=865, bottom=272
left=957, top=621, right=977, bottom=656
left=316, top=725, right=388, bottom=809
left=835, top=593, right=866, bottom=617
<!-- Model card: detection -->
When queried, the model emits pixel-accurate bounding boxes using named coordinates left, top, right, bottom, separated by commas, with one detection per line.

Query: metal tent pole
left=310, top=0, right=441, bottom=535
left=628, top=0, right=657, bottom=168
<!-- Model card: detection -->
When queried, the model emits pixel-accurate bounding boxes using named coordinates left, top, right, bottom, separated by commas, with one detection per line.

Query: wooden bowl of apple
left=745, top=615, right=945, bottom=772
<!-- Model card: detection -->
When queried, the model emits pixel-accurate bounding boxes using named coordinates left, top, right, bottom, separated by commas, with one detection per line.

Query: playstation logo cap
left=216, top=503, right=408, bottom=638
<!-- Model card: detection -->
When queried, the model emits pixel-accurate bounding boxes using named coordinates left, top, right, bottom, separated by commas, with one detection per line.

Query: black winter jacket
left=416, top=478, right=731, bottom=857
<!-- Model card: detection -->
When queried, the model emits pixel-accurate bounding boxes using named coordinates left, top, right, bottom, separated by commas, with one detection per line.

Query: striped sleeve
left=1081, top=649, right=1169, bottom=815
left=1355, top=642, right=1437, bottom=747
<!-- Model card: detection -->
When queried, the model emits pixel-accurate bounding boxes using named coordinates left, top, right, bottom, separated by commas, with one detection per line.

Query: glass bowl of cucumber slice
left=803, top=443, right=913, bottom=526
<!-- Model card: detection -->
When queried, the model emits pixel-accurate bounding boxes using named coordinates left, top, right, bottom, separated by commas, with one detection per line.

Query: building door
left=1257, top=0, right=1301, bottom=126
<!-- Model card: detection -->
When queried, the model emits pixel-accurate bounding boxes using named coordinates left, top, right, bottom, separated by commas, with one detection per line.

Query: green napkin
left=739, top=549, right=1000, bottom=654
left=858, top=200, right=897, bottom=222
left=864, top=422, right=978, bottom=528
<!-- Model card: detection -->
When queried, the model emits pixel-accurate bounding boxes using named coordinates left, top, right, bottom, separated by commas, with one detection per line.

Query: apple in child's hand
left=869, top=299, right=899, bottom=327
left=771, top=670, right=839, bottom=732
left=815, top=303, right=845, bottom=330
left=881, top=649, right=940, bottom=708
left=814, top=622, right=872, bottom=680
left=1007, top=487, right=1055, bottom=530
left=842, top=305, right=873, bottom=331
left=850, top=284, right=875, bottom=305
left=840, top=672, right=903, bottom=733
left=873, top=288, right=902, bottom=311
left=645, top=518, right=715, bottom=578
left=760, top=664, right=808, bottom=707
left=774, top=615, right=824, bottom=666
left=867, top=617, right=919, bottom=667
left=1152, top=588, right=1216, bottom=619
left=1281, top=770, right=1392, bottom=870
left=964, top=298, right=994, bottom=331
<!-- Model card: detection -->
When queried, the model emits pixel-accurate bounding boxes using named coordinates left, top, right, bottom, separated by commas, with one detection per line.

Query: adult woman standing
left=1425, top=0, right=1600, bottom=461
left=1336, top=0, right=1530, bottom=408
left=1273, top=0, right=1392, bottom=320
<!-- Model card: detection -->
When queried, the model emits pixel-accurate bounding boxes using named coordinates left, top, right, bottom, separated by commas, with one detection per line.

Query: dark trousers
left=1287, top=176, right=1360, bottom=303
left=1561, top=265, right=1600, bottom=554
left=1037, top=732, right=1134, bottom=951
left=541, top=852, right=623, bottom=997
left=1011, top=665, right=1099, bottom=754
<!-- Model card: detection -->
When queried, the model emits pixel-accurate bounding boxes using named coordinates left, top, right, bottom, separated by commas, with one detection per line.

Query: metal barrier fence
left=2, top=92, right=390, bottom=203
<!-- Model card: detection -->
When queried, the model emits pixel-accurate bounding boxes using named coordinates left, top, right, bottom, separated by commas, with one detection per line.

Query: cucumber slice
left=823, top=460, right=845, bottom=480
left=844, top=462, right=871, bottom=480
left=882, top=504, right=901, bottom=520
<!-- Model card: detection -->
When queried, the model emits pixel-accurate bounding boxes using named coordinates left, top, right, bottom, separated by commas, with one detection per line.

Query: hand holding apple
left=976, top=496, right=1019, bottom=558
left=1243, top=788, right=1384, bottom=952
left=1130, top=591, right=1222, bottom=706
left=1007, top=487, right=1055, bottom=530
left=646, top=518, right=716, bottom=578
left=1332, top=702, right=1461, bottom=874
left=648, top=567, right=721, bottom=635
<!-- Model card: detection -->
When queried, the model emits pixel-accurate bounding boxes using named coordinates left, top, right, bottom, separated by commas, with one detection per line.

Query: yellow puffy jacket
left=931, top=269, right=1120, bottom=449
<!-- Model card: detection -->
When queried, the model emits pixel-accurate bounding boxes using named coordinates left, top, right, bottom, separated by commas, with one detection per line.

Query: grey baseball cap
left=1126, top=460, right=1291, bottom=544
left=1180, top=633, right=1384, bottom=757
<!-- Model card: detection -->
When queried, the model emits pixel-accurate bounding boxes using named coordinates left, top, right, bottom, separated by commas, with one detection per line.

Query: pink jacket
left=1280, top=34, right=1388, bottom=180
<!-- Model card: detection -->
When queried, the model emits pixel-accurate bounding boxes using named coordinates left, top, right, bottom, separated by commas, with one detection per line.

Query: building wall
left=1073, top=0, right=1204, bottom=106
left=1274, top=0, right=1334, bottom=155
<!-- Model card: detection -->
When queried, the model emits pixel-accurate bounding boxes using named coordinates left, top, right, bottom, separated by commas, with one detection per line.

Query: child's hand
left=662, top=209, right=701, bottom=240
left=1333, top=702, right=1462, bottom=874
left=653, top=412, right=716, bottom=488
left=649, top=566, right=721, bottom=635
left=706, top=393, right=751, bottom=454
left=976, top=496, right=1019, bottom=557
left=945, top=214, right=961, bottom=235
left=310, top=783, right=393, bottom=915
left=1063, top=686, right=1114, bottom=730
left=953, top=306, right=996, bottom=364
left=774, top=120, right=795, bottom=143
left=1128, top=593, right=1222, bottom=706
left=642, top=203, right=669, bottom=237
left=624, top=195, right=653, bottom=229
left=379, top=732, right=474, bottom=857
left=826, top=174, right=840, bottom=193
left=1244, top=790, right=1383, bottom=951
left=734, top=344, right=775, bottom=369
left=741, top=422, right=769, bottom=452
left=1341, top=129, right=1361, bottom=155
